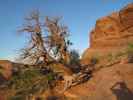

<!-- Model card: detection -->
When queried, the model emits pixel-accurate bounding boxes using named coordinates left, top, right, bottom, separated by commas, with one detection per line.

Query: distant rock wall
left=0, top=60, right=13, bottom=80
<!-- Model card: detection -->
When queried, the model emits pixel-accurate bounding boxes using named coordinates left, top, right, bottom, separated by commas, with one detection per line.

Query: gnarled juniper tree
left=18, top=11, right=72, bottom=65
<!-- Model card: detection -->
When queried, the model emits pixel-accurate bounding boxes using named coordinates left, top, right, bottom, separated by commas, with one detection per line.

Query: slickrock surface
left=64, top=64, right=133, bottom=100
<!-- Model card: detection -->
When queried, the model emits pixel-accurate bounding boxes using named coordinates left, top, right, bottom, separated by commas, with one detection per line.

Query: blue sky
left=0, top=0, right=132, bottom=61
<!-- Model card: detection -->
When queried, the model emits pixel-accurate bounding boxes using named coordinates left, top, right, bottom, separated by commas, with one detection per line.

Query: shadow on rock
left=111, top=81, right=133, bottom=100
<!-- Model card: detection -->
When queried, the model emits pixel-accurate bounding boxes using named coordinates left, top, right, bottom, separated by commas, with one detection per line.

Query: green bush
left=69, top=50, right=80, bottom=73
left=47, top=73, right=54, bottom=81
left=7, top=67, right=49, bottom=99
left=127, top=43, right=133, bottom=53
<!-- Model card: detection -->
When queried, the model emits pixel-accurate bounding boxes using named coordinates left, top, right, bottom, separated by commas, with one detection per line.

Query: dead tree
left=18, top=11, right=72, bottom=65
left=45, top=17, right=72, bottom=64
left=19, top=11, right=53, bottom=65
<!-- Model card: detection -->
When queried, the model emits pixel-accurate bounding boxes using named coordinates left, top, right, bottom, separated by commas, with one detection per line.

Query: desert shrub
left=107, top=50, right=128, bottom=63
left=69, top=50, right=80, bottom=73
left=116, top=51, right=125, bottom=57
left=7, top=67, right=49, bottom=99
left=8, top=95, right=26, bottom=100
left=114, top=51, right=127, bottom=61
left=107, top=53, right=114, bottom=62
left=90, top=55, right=99, bottom=66
left=126, top=43, right=133, bottom=63
left=47, top=73, right=54, bottom=81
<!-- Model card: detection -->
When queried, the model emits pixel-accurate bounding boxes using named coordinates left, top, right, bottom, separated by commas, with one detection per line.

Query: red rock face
left=119, top=3, right=133, bottom=32
left=82, top=4, right=133, bottom=61
left=0, top=60, right=13, bottom=80
left=90, top=3, right=133, bottom=48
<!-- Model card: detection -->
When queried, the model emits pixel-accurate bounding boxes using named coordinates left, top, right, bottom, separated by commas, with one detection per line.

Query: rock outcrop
left=0, top=60, right=13, bottom=80
left=90, top=3, right=133, bottom=48
left=82, top=3, right=133, bottom=61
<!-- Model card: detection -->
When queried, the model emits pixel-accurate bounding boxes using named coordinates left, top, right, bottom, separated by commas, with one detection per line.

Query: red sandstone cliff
left=82, top=3, right=133, bottom=62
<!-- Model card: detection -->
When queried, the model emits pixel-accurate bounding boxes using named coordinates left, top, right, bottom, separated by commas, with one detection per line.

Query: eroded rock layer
left=82, top=3, right=133, bottom=61
left=90, top=3, right=133, bottom=48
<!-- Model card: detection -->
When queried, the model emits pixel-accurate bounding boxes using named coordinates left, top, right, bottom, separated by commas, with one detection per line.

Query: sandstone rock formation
left=90, top=3, right=133, bottom=48
left=0, top=60, right=13, bottom=80
left=76, top=3, right=133, bottom=100
left=82, top=3, right=133, bottom=61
